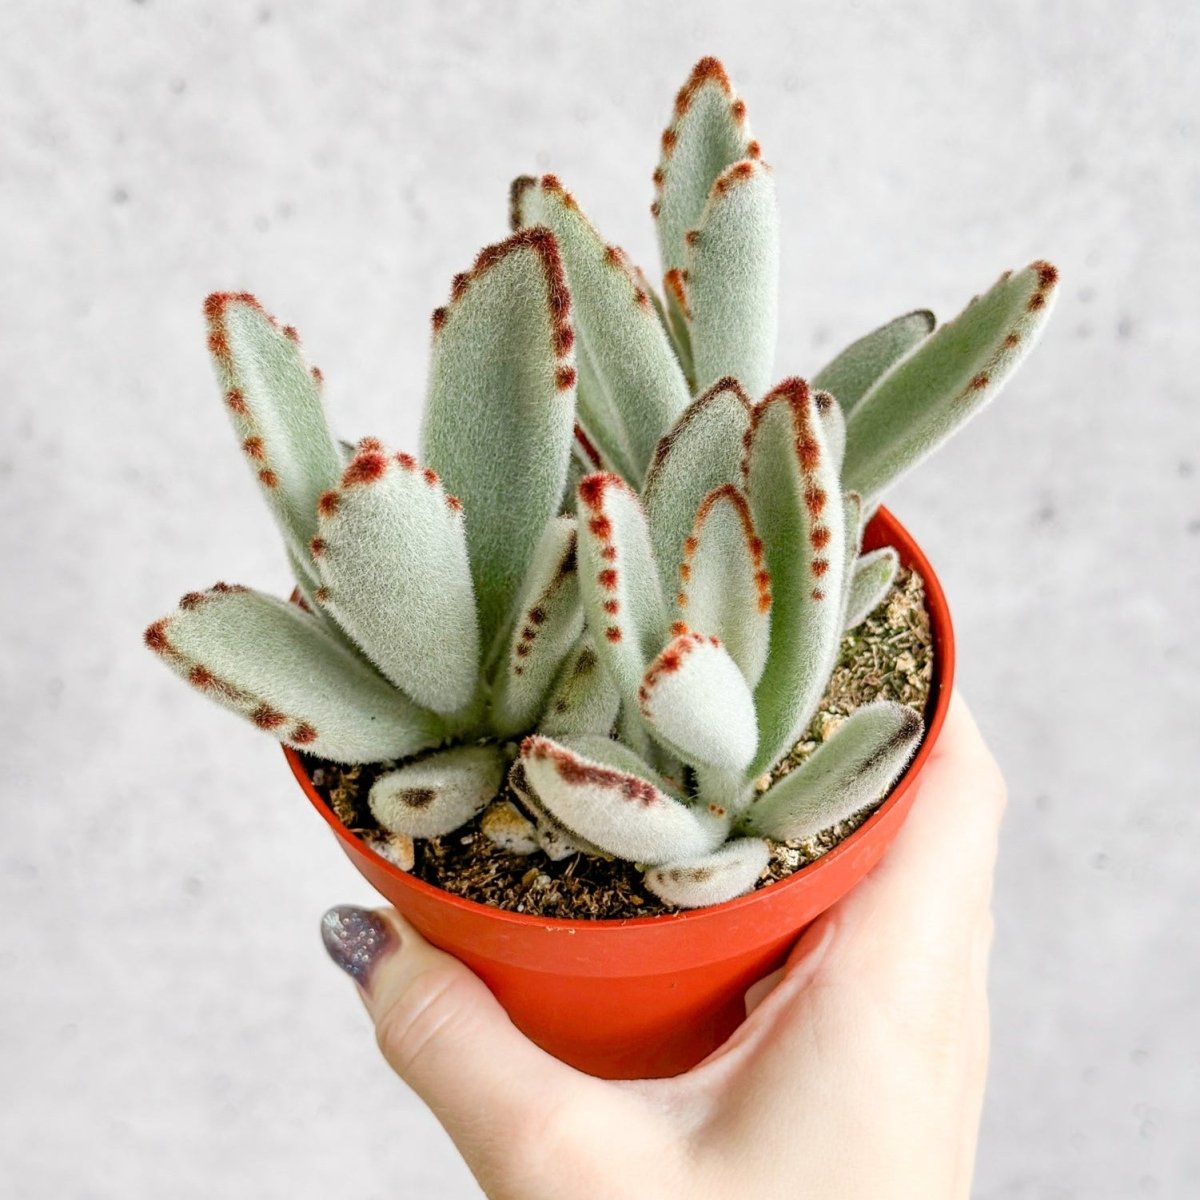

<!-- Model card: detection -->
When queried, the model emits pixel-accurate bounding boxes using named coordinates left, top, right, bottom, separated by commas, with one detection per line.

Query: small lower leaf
left=742, top=702, right=923, bottom=841
left=686, top=160, right=779, bottom=400
left=844, top=548, right=900, bottom=630
left=643, top=838, right=770, bottom=908
left=369, top=744, right=506, bottom=839
left=313, top=444, right=480, bottom=716
left=643, top=377, right=753, bottom=598
left=508, top=759, right=608, bottom=860
left=479, top=799, right=540, bottom=856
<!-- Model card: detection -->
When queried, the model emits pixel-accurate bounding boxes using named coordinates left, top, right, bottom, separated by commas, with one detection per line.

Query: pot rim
left=285, top=504, right=954, bottom=931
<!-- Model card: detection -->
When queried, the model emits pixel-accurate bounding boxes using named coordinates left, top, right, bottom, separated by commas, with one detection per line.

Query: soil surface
left=304, top=568, right=934, bottom=919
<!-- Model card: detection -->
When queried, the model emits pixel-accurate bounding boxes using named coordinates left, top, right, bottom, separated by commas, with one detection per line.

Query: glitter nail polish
left=321, top=905, right=395, bottom=990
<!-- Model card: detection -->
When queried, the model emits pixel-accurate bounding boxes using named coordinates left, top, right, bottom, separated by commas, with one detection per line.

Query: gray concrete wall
left=3, top=1, right=1196, bottom=1195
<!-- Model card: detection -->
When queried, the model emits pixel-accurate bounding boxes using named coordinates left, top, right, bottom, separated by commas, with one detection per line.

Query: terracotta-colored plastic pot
left=288, top=506, right=954, bottom=1079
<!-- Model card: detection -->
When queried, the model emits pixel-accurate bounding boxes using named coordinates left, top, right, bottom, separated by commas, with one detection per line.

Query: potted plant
left=145, top=56, right=1057, bottom=1079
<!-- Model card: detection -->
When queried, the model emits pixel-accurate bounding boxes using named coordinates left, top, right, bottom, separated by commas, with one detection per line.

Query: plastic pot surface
left=287, top=506, right=955, bottom=1079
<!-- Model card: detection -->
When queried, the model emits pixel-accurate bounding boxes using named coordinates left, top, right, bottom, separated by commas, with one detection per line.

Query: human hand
left=321, top=689, right=1005, bottom=1199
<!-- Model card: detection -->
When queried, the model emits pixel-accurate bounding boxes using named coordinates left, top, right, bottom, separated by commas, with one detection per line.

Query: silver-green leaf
left=644, top=837, right=770, bottom=908
left=653, top=56, right=760, bottom=277
left=144, top=584, right=444, bottom=764
left=744, top=379, right=846, bottom=775
left=520, top=734, right=724, bottom=865
left=204, top=293, right=341, bottom=574
left=576, top=473, right=669, bottom=708
left=844, top=547, right=900, bottom=631
left=370, top=745, right=506, bottom=839
left=742, top=702, right=923, bottom=841
left=490, top=517, right=584, bottom=736
left=813, top=309, right=935, bottom=417
left=843, top=262, right=1060, bottom=504
left=685, top=160, right=779, bottom=400
left=513, top=175, right=691, bottom=483
left=311, top=443, right=479, bottom=717
left=421, top=228, right=577, bottom=653
left=674, top=484, right=771, bottom=689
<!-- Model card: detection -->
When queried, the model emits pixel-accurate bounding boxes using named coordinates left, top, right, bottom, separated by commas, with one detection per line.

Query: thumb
left=320, top=905, right=579, bottom=1151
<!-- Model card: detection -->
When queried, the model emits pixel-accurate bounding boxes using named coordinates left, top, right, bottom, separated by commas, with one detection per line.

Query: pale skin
left=332, top=690, right=1005, bottom=1199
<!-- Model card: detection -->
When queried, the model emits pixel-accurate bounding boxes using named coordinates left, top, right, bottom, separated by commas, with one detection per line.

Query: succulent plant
left=144, top=55, right=1058, bottom=910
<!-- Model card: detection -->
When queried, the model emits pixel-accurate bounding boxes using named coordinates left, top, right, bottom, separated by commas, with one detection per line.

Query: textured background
left=3, top=1, right=1197, bottom=1196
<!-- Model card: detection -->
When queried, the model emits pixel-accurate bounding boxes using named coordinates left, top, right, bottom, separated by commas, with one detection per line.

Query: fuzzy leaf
left=545, top=735, right=688, bottom=799
left=508, top=759, right=609, bottom=861
left=421, top=229, right=577, bottom=653
left=744, top=379, right=847, bottom=775
left=637, top=632, right=758, bottom=773
left=311, top=445, right=479, bottom=717
left=676, top=483, right=771, bottom=687
left=653, top=56, right=760, bottom=276
left=144, top=584, right=444, bottom=763
left=812, top=309, right=935, bottom=416
left=369, top=745, right=505, bottom=839
left=815, top=390, right=846, bottom=470
left=286, top=455, right=406, bottom=667
left=643, top=377, right=753, bottom=597
left=743, top=702, right=923, bottom=841
left=573, top=351, right=640, bottom=482
left=644, top=838, right=771, bottom=908
left=661, top=269, right=695, bottom=387
left=539, top=636, right=621, bottom=738
left=845, top=547, right=900, bottom=630
left=576, top=473, right=669, bottom=708
left=285, top=546, right=361, bottom=652
left=843, top=262, right=1060, bottom=504
left=838, top=491, right=865, bottom=620
left=520, top=734, right=723, bottom=865
left=490, top=517, right=584, bottom=736
left=204, top=294, right=342, bottom=567
left=513, top=176, right=691, bottom=482
left=686, top=160, right=779, bottom=400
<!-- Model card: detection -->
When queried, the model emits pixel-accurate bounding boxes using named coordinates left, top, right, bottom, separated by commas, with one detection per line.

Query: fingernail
left=321, top=905, right=396, bottom=991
